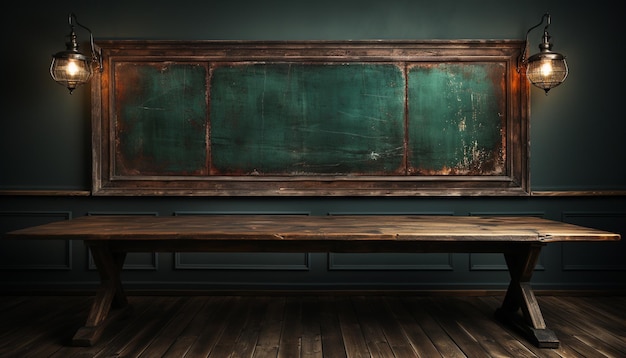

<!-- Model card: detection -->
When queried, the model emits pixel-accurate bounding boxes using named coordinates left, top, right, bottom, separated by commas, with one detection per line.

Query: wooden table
left=5, top=215, right=620, bottom=348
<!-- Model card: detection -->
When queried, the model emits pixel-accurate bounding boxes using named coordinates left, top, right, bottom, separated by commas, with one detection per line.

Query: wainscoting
left=1, top=198, right=624, bottom=292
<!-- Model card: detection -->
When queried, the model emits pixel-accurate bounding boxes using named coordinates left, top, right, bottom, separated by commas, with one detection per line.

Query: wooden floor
left=0, top=293, right=624, bottom=358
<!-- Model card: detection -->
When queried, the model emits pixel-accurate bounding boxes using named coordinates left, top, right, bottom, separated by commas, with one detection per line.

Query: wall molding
left=174, top=252, right=311, bottom=271
left=328, top=252, right=454, bottom=271
left=0, top=190, right=90, bottom=196
left=561, top=211, right=626, bottom=271
left=0, top=211, right=73, bottom=270
left=531, top=190, right=626, bottom=197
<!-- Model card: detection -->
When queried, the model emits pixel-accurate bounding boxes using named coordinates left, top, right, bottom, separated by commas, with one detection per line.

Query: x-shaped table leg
left=72, top=242, right=131, bottom=346
left=495, top=243, right=559, bottom=348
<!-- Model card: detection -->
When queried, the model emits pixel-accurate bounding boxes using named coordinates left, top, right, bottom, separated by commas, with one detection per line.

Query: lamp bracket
left=68, top=13, right=103, bottom=73
left=517, top=13, right=551, bottom=72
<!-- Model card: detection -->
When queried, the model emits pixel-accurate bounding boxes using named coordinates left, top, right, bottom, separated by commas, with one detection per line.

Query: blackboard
left=407, top=62, right=506, bottom=175
left=210, top=63, right=405, bottom=175
left=92, top=41, right=528, bottom=196
left=114, top=62, right=209, bottom=176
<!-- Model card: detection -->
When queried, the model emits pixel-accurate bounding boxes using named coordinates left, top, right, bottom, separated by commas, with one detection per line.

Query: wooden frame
left=91, top=40, right=529, bottom=196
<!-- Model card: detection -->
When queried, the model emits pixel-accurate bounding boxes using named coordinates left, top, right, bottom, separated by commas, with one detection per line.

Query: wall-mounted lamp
left=50, top=13, right=102, bottom=94
left=519, top=13, right=568, bottom=95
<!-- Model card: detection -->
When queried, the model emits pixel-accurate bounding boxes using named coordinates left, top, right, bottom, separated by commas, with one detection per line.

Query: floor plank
left=317, top=296, right=348, bottom=358
left=254, top=296, right=285, bottom=358
left=383, top=296, right=442, bottom=357
left=400, top=296, right=468, bottom=358
left=0, top=293, right=623, bottom=358
left=335, top=296, right=371, bottom=358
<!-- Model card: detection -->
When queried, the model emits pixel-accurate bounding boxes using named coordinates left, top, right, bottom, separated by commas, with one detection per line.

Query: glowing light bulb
left=540, top=61, right=553, bottom=77
left=66, top=60, right=80, bottom=77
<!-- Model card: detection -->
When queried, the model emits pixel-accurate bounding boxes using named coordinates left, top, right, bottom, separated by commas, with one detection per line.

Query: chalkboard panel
left=407, top=62, right=506, bottom=175
left=210, top=63, right=405, bottom=175
left=92, top=41, right=528, bottom=196
left=114, top=62, right=209, bottom=176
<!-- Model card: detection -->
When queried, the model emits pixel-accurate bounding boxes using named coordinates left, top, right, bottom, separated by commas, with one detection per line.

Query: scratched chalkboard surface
left=92, top=40, right=528, bottom=196
left=210, top=63, right=405, bottom=175
left=114, top=62, right=209, bottom=176
left=407, top=62, right=506, bottom=175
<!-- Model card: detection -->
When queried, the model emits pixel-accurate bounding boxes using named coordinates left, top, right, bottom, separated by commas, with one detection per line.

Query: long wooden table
left=5, top=215, right=620, bottom=348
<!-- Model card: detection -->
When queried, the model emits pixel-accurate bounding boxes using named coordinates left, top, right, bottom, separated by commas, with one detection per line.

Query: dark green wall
left=1, top=0, right=624, bottom=292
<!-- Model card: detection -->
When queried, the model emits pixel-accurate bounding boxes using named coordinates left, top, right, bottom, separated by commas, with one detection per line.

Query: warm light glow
left=526, top=56, right=568, bottom=94
left=66, top=60, right=81, bottom=76
left=520, top=13, right=568, bottom=94
left=50, top=13, right=101, bottom=94
left=540, top=60, right=553, bottom=77
left=50, top=55, right=93, bottom=94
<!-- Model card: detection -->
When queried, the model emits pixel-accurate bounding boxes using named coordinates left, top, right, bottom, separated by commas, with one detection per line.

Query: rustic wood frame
left=91, top=40, right=529, bottom=196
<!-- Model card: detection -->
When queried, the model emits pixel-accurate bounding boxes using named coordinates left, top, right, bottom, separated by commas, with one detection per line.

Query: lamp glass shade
left=50, top=51, right=93, bottom=94
left=526, top=53, right=568, bottom=93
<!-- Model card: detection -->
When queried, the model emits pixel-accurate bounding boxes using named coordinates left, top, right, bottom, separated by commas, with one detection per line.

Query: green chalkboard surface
left=92, top=40, right=528, bottom=196
left=114, top=62, right=208, bottom=176
left=407, top=63, right=506, bottom=175
left=210, top=63, right=405, bottom=175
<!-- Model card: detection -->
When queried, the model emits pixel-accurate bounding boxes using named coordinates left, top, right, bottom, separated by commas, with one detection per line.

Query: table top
left=5, top=215, right=620, bottom=243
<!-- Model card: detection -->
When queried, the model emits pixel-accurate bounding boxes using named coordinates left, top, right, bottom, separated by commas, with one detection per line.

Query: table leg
left=495, top=243, right=559, bottom=348
left=72, top=242, right=131, bottom=346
